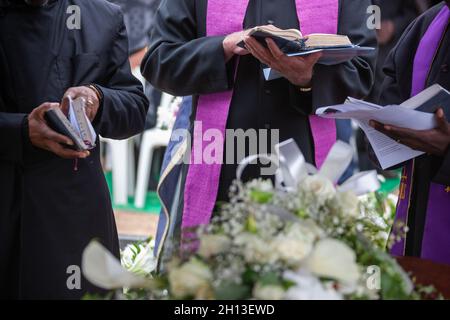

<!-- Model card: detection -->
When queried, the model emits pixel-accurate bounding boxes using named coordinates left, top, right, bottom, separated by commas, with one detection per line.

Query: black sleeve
left=434, top=150, right=450, bottom=184
left=310, top=0, right=377, bottom=112
left=378, top=18, right=419, bottom=105
left=141, top=0, right=232, bottom=96
left=93, top=10, right=149, bottom=140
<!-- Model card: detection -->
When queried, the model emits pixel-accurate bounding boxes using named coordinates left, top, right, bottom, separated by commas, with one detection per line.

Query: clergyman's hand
left=62, top=86, right=100, bottom=122
left=28, top=102, right=90, bottom=159
left=244, top=37, right=322, bottom=87
left=369, top=108, right=450, bottom=156
left=223, top=31, right=251, bottom=62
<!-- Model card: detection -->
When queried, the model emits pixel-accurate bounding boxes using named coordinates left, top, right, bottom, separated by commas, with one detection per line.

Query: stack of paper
left=316, top=85, right=449, bottom=169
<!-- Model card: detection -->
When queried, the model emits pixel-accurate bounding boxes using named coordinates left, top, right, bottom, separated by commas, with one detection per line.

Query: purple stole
left=391, top=5, right=450, bottom=265
left=181, top=0, right=339, bottom=231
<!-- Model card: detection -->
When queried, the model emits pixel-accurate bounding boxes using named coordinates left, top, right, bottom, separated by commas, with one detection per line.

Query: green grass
left=378, top=170, right=401, bottom=195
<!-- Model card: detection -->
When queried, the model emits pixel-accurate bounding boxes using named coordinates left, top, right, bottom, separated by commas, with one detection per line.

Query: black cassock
left=0, top=0, right=148, bottom=299
left=379, top=3, right=450, bottom=259
left=142, top=0, right=376, bottom=260
left=143, top=0, right=377, bottom=201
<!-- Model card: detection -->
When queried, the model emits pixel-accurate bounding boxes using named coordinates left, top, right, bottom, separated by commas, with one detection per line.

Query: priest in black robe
left=371, top=1, right=450, bottom=264
left=141, top=0, right=377, bottom=265
left=0, top=0, right=148, bottom=298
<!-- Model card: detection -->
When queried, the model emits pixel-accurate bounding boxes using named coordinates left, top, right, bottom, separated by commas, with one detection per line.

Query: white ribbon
left=237, top=139, right=380, bottom=196
left=338, top=170, right=380, bottom=196
left=319, top=141, right=354, bottom=184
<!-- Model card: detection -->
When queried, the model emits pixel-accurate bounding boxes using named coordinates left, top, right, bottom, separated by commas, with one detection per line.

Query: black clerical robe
left=0, top=0, right=148, bottom=299
left=379, top=2, right=450, bottom=261
left=142, top=0, right=377, bottom=264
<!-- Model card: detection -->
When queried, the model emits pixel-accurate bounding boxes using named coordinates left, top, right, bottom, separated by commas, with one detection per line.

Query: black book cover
left=415, top=89, right=450, bottom=120
left=44, top=108, right=89, bottom=151
left=237, top=31, right=306, bottom=54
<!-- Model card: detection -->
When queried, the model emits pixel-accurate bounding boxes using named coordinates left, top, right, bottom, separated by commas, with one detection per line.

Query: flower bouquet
left=83, top=140, right=437, bottom=300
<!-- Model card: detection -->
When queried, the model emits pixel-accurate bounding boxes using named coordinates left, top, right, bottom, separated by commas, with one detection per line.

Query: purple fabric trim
left=422, top=183, right=450, bottom=264
left=392, top=6, right=450, bottom=263
left=182, top=0, right=249, bottom=230
left=420, top=6, right=450, bottom=265
left=309, top=116, right=337, bottom=168
left=411, top=6, right=450, bottom=97
left=391, top=162, right=414, bottom=256
left=182, top=0, right=339, bottom=230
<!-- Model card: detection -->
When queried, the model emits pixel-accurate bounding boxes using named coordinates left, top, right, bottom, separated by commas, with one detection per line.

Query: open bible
left=44, top=97, right=97, bottom=151
left=316, top=85, right=450, bottom=169
left=238, top=25, right=375, bottom=80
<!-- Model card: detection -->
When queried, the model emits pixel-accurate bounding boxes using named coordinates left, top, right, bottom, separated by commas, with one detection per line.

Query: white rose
left=121, top=240, right=157, bottom=276
left=198, top=234, right=231, bottom=259
left=283, top=270, right=343, bottom=300
left=301, top=175, right=336, bottom=205
left=335, top=191, right=360, bottom=217
left=169, top=258, right=213, bottom=299
left=271, top=224, right=316, bottom=266
left=253, top=283, right=285, bottom=300
left=305, top=238, right=360, bottom=285
left=234, top=233, right=276, bottom=264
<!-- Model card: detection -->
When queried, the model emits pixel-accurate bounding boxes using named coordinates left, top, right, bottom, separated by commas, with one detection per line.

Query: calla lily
left=82, top=241, right=154, bottom=290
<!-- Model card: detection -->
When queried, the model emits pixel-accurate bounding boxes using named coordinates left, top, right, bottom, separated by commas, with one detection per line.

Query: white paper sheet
left=316, top=100, right=437, bottom=169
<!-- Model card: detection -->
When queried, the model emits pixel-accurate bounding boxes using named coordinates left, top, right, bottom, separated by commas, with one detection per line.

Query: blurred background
left=103, top=0, right=443, bottom=246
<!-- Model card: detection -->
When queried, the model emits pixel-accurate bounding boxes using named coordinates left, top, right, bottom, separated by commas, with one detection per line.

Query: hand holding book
left=237, top=25, right=375, bottom=81
left=28, top=102, right=90, bottom=159
left=45, top=96, right=97, bottom=152
left=244, top=36, right=322, bottom=87
left=62, top=86, right=101, bottom=122
left=370, top=108, right=450, bottom=157
left=223, top=31, right=251, bottom=62
left=316, top=85, right=450, bottom=169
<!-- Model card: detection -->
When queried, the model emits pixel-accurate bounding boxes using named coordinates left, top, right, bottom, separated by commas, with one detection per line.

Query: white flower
left=169, top=258, right=213, bottom=299
left=305, top=238, right=360, bottom=285
left=335, top=191, right=360, bottom=217
left=198, top=234, right=231, bottom=259
left=253, top=283, right=285, bottom=300
left=301, top=219, right=326, bottom=239
left=234, top=233, right=276, bottom=264
left=121, top=239, right=157, bottom=277
left=84, top=241, right=153, bottom=290
left=270, top=223, right=316, bottom=266
left=283, top=269, right=343, bottom=300
left=300, top=175, right=336, bottom=205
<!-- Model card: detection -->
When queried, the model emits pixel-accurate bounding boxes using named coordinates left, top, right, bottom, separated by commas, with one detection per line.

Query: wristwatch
left=298, top=85, right=312, bottom=93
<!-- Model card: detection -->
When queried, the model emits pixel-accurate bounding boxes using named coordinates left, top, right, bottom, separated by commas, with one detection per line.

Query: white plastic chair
left=134, top=128, right=171, bottom=209
left=101, top=137, right=136, bottom=206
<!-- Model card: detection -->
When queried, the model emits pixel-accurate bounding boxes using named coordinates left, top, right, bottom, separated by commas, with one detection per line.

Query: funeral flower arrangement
left=82, top=141, right=430, bottom=300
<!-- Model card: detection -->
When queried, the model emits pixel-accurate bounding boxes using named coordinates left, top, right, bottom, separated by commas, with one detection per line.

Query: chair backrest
left=159, top=93, right=175, bottom=110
